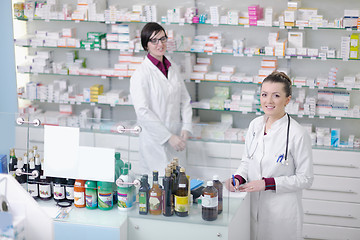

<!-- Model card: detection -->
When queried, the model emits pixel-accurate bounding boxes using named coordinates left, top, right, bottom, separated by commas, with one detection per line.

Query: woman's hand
left=168, top=134, right=186, bottom=151
left=238, top=180, right=265, bottom=192
left=180, top=130, right=189, bottom=141
left=225, top=178, right=239, bottom=192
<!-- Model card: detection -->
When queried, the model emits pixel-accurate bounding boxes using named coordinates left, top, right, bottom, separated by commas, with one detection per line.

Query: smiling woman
left=129, top=22, right=193, bottom=176
left=225, top=71, right=314, bottom=240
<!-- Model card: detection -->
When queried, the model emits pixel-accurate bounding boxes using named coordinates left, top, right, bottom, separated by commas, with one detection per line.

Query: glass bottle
left=174, top=167, right=189, bottom=217
left=65, top=178, right=75, bottom=202
left=15, top=157, right=25, bottom=184
left=53, top=178, right=66, bottom=202
left=138, top=174, right=149, bottom=215
left=149, top=171, right=162, bottom=215
left=162, top=168, right=173, bottom=216
left=8, top=148, right=17, bottom=177
left=202, top=181, right=218, bottom=221
left=23, top=153, right=28, bottom=175
left=27, top=157, right=39, bottom=199
left=213, top=175, right=223, bottom=214
left=39, top=174, right=52, bottom=201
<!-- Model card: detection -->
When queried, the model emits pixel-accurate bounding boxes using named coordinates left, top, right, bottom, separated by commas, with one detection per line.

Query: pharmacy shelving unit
left=12, top=0, right=360, bottom=239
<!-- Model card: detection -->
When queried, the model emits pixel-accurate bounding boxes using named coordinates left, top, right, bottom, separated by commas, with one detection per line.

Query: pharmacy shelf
left=16, top=124, right=360, bottom=153
left=16, top=45, right=360, bottom=62
left=17, top=72, right=132, bottom=79
left=15, top=17, right=360, bottom=32
left=19, top=98, right=133, bottom=107
left=193, top=106, right=360, bottom=120
left=190, top=79, right=360, bottom=91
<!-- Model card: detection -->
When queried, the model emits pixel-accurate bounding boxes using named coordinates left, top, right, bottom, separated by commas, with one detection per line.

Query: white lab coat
left=130, top=56, right=192, bottom=176
left=235, top=114, right=313, bottom=240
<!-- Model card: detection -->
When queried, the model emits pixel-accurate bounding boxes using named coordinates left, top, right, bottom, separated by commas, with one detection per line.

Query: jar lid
left=97, top=181, right=113, bottom=189
left=85, top=180, right=97, bottom=189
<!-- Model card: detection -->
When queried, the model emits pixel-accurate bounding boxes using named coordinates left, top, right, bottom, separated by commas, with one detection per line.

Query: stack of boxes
left=229, top=90, right=255, bottom=112
left=210, top=86, right=230, bottom=110
left=166, top=7, right=184, bottom=23
left=227, top=10, right=239, bottom=25
left=343, top=9, right=359, bottom=29
left=80, top=32, right=105, bottom=50
left=258, top=57, right=277, bottom=82
left=283, top=1, right=301, bottom=27
left=350, top=33, right=360, bottom=59
left=105, top=24, right=131, bottom=50
left=209, top=6, right=220, bottom=25
left=248, top=5, right=263, bottom=26
left=218, top=66, right=235, bottom=82
left=90, top=84, right=103, bottom=103
left=191, top=57, right=211, bottom=81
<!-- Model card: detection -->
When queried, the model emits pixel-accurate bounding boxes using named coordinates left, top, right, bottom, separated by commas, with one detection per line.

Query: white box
left=288, top=31, right=304, bottom=48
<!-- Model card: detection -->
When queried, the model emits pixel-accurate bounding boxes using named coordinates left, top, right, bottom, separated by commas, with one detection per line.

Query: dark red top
left=147, top=53, right=171, bottom=78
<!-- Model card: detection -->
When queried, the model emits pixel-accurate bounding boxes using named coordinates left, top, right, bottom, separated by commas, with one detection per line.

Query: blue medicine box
left=0, top=155, right=8, bottom=173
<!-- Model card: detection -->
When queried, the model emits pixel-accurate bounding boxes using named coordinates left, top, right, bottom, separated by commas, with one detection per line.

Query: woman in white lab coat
left=226, top=71, right=313, bottom=240
left=130, top=22, right=192, bottom=175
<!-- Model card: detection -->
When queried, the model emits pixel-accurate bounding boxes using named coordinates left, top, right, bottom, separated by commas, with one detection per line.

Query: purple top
left=147, top=53, right=171, bottom=78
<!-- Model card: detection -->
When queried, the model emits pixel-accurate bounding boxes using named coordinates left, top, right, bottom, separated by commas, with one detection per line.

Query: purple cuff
left=234, top=175, right=246, bottom=185
left=263, top=177, right=276, bottom=191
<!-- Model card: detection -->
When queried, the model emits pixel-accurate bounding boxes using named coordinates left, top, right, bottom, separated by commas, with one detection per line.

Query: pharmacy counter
left=38, top=191, right=249, bottom=240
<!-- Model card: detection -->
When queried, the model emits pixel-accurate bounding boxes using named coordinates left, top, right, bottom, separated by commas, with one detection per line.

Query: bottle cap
left=85, top=180, right=97, bottom=189
left=121, top=167, right=129, bottom=175
left=180, top=167, right=185, bottom=173
left=115, top=152, right=121, bottom=160
left=97, top=181, right=113, bottom=190
left=213, top=175, right=219, bottom=181
left=207, top=181, right=213, bottom=187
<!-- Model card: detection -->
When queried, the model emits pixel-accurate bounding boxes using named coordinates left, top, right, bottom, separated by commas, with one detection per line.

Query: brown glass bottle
left=149, top=171, right=162, bottom=215
left=213, top=175, right=223, bottom=214
left=202, top=181, right=218, bottom=221
left=174, top=167, right=189, bottom=217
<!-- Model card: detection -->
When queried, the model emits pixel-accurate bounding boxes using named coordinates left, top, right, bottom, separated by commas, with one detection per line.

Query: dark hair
left=141, top=22, right=167, bottom=51
left=262, top=71, right=292, bottom=97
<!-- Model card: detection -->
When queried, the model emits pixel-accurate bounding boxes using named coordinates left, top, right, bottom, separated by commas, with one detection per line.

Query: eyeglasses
left=149, top=36, right=168, bottom=45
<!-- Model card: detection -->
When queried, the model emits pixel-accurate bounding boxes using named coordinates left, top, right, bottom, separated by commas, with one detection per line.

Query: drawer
left=94, top=133, right=130, bottom=150
left=303, top=223, right=360, bottom=240
left=312, top=149, right=360, bottom=178
left=303, top=175, right=360, bottom=203
left=303, top=199, right=360, bottom=228
left=187, top=141, right=244, bottom=160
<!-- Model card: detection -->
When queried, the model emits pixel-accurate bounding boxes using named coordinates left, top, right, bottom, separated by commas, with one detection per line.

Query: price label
left=285, top=56, right=291, bottom=59
left=312, top=26, right=318, bottom=30
left=76, top=102, right=81, bottom=105
left=299, top=26, right=304, bottom=30
left=242, top=111, right=248, bottom=114
left=319, top=86, right=324, bottom=89
left=40, top=99, right=45, bottom=102
left=70, top=100, right=75, bottom=104
left=346, top=87, right=352, bottom=91
left=256, top=112, right=261, bottom=115
left=342, top=58, right=349, bottom=62
left=111, top=21, right=116, bottom=24
left=75, top=20, right=80, bottom=23
left=101, top=76, right=107, bottom=79
left=90, top=102, right=95, bottom=106
left=45, top=19, right=50, bottom=22
left=94, top=48, right=100, bottom=51
left=166, top=22, right=171, bottom=25
left=185, top=79, right=191, bottom=83
left=278, top=56, right=284, bottom=59
left=195, top=80, right=201, bottom=83
left=297, top=56, right=303, bottom=59
left=85, top=47, right=90, bottom=51
left=207, top=52, right=213, bottom=55
left=179, top=22, right=184, bottom=26
left=118, top=77, right=124, bottom=80
left=280, top=25, right=285, bottom=29
left=309, top=115, right=314, bottom=119
left=247, top=54, right=253, bottom=57
left=336, top=117, right=341, bottom=120
left=213, top=24, right=219, bottom=27
left=105, top=21, right=110, bottom=24
left=321, top=57, right=327, bottom=61
left=110, top=103, right=116, bottom=107
left=297, top=114, right=303, bottom=118
left=296, top=85, right=302, bottom=88
left=319, top=115, right=325, bottom=119
left=309, top=85, right=315, bottom=89
left=286, top=26, right=292, bottom=30
left=244, top=25, right=250, bottom=28
left=346, top=28, right=353, bottom=31
left=311, top=57, right=316, bottom=60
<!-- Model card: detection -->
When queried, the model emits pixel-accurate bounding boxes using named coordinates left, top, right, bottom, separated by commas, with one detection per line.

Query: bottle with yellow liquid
left=174, top=167, right=189, bottom=217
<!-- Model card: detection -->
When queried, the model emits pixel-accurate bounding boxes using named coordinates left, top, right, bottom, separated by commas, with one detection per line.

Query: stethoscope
left=247, top=113, right=291, bottom=165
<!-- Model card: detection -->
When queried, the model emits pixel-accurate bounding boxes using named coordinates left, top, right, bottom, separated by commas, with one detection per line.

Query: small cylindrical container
left=53, top=178, right=66, bottom=202
left=85, top=181, right=98, bottom=209
left=97, top=181, right=113, bottom=210
left=74, top=179, right=86, bottom=208
left=65, top=178, right=75, bottom=202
